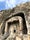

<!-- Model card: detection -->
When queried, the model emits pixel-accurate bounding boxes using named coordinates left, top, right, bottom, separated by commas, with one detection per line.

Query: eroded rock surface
left=0, top=2, right=30, bottom=40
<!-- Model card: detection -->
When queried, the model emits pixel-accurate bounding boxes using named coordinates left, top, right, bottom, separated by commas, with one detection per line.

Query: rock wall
left=0, top=2, right=30, bottom=40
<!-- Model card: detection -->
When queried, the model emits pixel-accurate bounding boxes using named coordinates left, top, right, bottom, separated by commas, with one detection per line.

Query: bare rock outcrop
left=0, top=2, right=30, bottom=40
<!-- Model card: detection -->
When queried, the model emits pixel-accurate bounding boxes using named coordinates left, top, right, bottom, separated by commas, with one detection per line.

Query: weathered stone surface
left=0, top=2, right=30, bottom=40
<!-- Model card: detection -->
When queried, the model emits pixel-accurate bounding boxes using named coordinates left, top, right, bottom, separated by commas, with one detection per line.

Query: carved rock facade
left=0, top=2, right=30, bottom=40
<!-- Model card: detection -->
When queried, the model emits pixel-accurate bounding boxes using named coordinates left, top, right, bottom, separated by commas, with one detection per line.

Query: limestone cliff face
left=0, top=2, right=30, bottom=40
